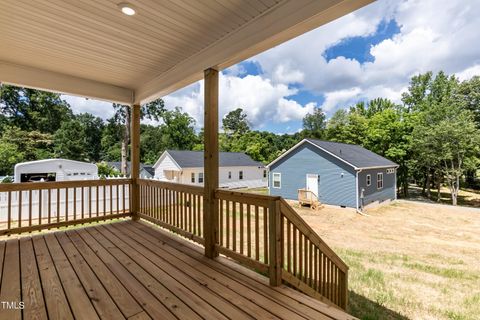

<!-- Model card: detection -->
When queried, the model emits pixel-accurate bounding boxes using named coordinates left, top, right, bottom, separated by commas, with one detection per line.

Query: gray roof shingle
left=166, top=150, right=264, bottom=168
left=306, top=139, right=398, bottom=169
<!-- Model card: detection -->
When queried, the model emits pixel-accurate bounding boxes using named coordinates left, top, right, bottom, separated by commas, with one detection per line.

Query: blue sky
left=66, top=0, right=480, bottom=134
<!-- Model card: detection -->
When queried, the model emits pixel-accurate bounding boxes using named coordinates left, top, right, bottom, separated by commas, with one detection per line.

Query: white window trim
left=272, top=172, right=281, bottom=189
left=366, top=174, right=371, bottom=187
left=377, top=173, right=383, bottom=189
left=198, top=172, right=204, bottom=183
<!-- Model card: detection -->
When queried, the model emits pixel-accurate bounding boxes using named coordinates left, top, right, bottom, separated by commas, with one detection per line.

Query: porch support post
left=203, top=68, right=219, bottom=258
left=131, top=104, right=141, bottom=221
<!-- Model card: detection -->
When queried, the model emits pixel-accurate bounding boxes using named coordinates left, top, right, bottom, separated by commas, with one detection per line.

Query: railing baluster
left=39, top=189, right=42, bottom=226
left=18, top=190, right=23, bottom=228
left=109, top=185, right=113, bottom=214
left=95, top=185, right=98, bottom=217
left=28, top=189, right=32, bottom=227
left=246, top=204, right=251, bottom=258
left=7, top=191, right=11, bottom=230
left=255, top=205, right=259, bottom=261
left=240, top=202, right=244, bottom=255
left=73, top=187, right=77, bottom=221
left=263, top=206, right=268, bottom=264
left=65, top=188, right=69, bottom=222
left=48, top=189, right=51, bottom=224
left=226, top=200, right=230, bottom=249
left=81, top=186, right=85, bottom=220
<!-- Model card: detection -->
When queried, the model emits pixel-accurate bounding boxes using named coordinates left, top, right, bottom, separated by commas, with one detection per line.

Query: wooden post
left=269, top=198, right=282, bottom=286
left=203, top=68, right=219, bottom=258
left=131, top=104, right=141, bottom=221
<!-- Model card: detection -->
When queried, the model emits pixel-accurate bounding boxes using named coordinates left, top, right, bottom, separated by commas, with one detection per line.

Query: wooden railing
left=0, top=177, right=347, bottom=309
left=137, top=179, right=204, bottom=245
left=214, top=190, right=348, bottom=309
left=0, top=179, right=132, bottom=235
left=137, top=180, right=348, bottom=309
left=280, top=199, right=348, bottom=309
left=215, top=189, right=277, bottom=275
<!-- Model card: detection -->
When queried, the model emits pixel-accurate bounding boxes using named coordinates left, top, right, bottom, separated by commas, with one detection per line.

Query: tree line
left=1, top=71, right=479, bottom=205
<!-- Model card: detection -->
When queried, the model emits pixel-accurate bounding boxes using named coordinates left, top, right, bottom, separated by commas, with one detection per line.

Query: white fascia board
left=0, top=61, right=134, bottom=104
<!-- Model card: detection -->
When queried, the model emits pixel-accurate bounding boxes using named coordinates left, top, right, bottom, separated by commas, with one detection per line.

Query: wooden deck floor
left=0, top=220, right=354, bottom=320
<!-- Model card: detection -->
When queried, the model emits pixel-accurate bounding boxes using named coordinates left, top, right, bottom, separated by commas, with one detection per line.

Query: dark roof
left=141, top=166, right=155, bottom=175
left=305, top=139, right=398, bottom=169
left=166, top=150, right=264, bottom=168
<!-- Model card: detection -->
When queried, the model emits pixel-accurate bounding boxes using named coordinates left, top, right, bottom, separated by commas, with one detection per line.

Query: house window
left=239, top=171, right=243, bottom=180
left=387, top=168, right=394, bottom=174
left=377, top=173, right=383, bottom=189
left=272, top=173, right=281, bottom=188
left=263, top=170, right=267, bottom=178
left=228, top=171, right=232, bottom=179
left=191, top=172, right=195, bottom=183
left=366, top=174, right=371, bottom=186
left=198, top=172, right=204, bottom=183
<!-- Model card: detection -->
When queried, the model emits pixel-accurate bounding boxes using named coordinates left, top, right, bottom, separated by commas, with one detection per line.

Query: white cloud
left=250, top=0, right=480, bottom=114
left=164, top=73, right=314, bottom=130
left=62, top=95, right=114, bottom=119
left=456, top=65, right=480, bottom=82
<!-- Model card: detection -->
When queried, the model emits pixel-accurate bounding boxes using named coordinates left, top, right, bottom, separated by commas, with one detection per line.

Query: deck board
left=0, top=220, right=354, bottom=320
left=19, top=237, right=48, bottom=320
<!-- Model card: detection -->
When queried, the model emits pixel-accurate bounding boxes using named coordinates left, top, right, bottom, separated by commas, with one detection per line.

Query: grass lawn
left=290, top=200, right=480, bottom=320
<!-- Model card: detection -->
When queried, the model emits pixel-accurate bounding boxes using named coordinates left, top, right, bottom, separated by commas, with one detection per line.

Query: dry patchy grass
left=292, top=200, right=480, bottom=320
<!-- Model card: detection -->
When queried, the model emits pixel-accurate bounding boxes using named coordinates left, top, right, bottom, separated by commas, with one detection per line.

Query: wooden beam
left=269, top=199, right=282, bottom=286
left=0, top=61, right=134, bottom=104
left=131, top=104, right=141, bottom=221
left=203, top=68, right=219, bottom=259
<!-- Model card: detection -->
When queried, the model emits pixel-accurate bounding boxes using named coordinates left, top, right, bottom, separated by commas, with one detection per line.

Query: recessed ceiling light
left=118, top=3, right=136, bottom=16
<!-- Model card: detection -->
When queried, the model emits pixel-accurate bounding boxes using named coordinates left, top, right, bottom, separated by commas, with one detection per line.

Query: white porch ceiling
left=0, top=0, right=373, bottom=105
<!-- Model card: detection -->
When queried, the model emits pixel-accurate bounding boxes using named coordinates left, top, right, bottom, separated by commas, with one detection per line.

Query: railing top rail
left=215, top=189, right=280, bottom=207
left=137, top=178, right=204, bottom=195
left=280, top=198, right=348, bottom=272
left=0, top=178, right=133, bottom=192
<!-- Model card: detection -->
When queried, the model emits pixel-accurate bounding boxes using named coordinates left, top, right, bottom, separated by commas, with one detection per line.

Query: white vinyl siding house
left=153, top=150, right=267, bottom=189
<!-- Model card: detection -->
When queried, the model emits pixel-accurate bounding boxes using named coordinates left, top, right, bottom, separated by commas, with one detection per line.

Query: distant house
left=268, top=139, right=398, bottom=210
left=107, top=161, right=151, bottom=176
left=140, top=166, right=154, bottom=179
left=14, top=159, right=98, bottom=183
left=153, top=150, right=267, bottom=189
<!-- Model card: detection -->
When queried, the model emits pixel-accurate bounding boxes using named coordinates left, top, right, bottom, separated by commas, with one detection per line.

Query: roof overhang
left=0, top=0, right=374, bottom=105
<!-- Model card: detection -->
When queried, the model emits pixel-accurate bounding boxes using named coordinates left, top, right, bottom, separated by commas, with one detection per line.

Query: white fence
left=0, top=177, right=131, bottom=224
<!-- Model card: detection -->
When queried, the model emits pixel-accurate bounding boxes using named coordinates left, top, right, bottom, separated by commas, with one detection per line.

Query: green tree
left=456, top=76, right=480, bottom=126
left=0, top=126, right=53, bottom=175
left=413, top=102, right=479, bottom=205
left=302, top=107, right=326, bottom=139
left=97, top=161, right=121, bottom=177
left=222, top=108, right=250, bottom=136
left=54, top=120, right=89, bottom=161
left=0, top=140, right=23, bottom=175
left=0, top=84, right=73, bottom=133
left=76, top=113, right=104, bottom=161
left=159, top=107, right=198, bottom=151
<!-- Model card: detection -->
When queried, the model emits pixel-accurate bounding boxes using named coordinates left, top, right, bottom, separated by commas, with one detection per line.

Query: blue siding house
left=268, top=139, right=398, bottom=210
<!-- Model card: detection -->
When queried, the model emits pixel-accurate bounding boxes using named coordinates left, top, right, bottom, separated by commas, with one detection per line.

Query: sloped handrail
left=280, top=198, right=348, bottom=309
